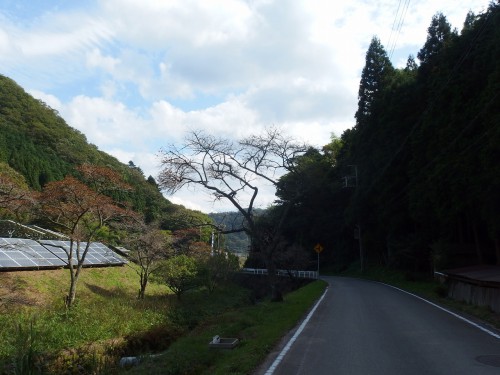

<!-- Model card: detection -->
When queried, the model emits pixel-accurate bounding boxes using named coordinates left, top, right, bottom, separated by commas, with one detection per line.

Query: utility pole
left=355, top=225, right=364, bottom=273
left=210, top=230, right=214, bottom=256
left=342, top=165, right=358, bottom=188
left=343, top=165, right=364, bottom=272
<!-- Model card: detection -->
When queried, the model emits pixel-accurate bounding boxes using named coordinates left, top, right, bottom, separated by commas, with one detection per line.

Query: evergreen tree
left=355, top=36, right=394, bottom=129
left=417, top=13, right=454, bottom=65
left=0, top=74, right=210, bottom=232
left=461, top=11, right=476, bottom=34
left=405, top=55, right=418, bottom=72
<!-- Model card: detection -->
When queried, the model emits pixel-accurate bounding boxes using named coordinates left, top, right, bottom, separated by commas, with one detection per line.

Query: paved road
left=261, top=276, right=500, bottom=375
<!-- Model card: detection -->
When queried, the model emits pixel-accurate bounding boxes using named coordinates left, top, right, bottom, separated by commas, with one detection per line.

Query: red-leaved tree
left=38, top=164, right=134, bottom=308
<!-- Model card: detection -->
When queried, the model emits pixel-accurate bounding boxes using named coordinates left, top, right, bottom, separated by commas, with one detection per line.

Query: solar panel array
left=0, top=238, right=126, bottom=270
left=40, top=240, right=124, bottom=266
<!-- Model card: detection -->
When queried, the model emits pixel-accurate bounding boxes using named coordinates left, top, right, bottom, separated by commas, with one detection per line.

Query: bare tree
left=158, top=127, right=308, bottom=300
left=274, top=241, right=314, bottom=279
left=125, top=223, right=172, bottom=299
left=38, top=165, right=135, bottom=308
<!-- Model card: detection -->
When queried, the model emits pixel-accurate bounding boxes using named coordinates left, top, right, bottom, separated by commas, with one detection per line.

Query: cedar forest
left=1, top=3, right=499, bottom=278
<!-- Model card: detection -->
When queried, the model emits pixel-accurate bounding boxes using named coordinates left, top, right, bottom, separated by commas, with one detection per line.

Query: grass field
left=125, top=280, right=327, bottom=375
left=0, top=264, right=327, bottom=374
left=0, top=264, right=173, bottom=372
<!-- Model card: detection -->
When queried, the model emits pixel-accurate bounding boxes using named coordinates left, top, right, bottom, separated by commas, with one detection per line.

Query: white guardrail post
left=241, top=268, right=318, bottom=279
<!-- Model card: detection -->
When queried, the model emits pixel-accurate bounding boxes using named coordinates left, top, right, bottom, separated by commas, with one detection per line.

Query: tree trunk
left=495, top=238, right=500, bottom=266
left=357, top=225, right=364, bottom=273
left=138, top=274, right=148, bottom=299
left=472, top=222, right=484, bottom=264
left=266, top=256, right=282, bottom=302
left=66, top=266, right=79, bottom=308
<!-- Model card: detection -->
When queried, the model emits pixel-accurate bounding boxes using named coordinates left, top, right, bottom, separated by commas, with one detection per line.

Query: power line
left=359, top=6, right=493, bottom=199
left=387, top=0, right=411, bottom=59
left=345, top=6, right=496, bottom=215
left=386, top=0, right=403, bottom=52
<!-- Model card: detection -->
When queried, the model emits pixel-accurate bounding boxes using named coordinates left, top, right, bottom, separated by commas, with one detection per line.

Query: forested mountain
left=0, top=74, right=207, bottom=228
left=208, top=210, right=265, bottom=254
left=274, top=3, right=500, bottom=273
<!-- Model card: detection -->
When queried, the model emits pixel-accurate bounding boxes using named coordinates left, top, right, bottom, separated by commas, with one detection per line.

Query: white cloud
left=169, top=195, right=207, bottom=213
left=0, top=28, right=16, bottom=57
left=86, top=48, right=119, bottom=72
left=2, top=0, right=490, bottom=212
left=103, top=148, right=159, bottom=177
left=27, top=90, right=63, bottom=111
left=101, top=0, right=255, bottom=48
left=150, top=96, right=261, bottom=143
left=62, top=96, right=148, bottom=148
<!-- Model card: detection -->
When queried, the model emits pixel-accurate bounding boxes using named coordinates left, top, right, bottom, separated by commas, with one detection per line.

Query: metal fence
left=241, top=268, right=318, bottom=279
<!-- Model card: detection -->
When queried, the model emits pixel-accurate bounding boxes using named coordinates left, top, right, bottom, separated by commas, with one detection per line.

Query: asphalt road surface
left=259, top=276, right=500, bottom=375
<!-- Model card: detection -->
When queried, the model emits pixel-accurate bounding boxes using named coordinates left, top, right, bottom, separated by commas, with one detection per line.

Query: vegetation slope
left=272, top=3, right=500, bottom=274
left=0, top=74, right=206, bottom=227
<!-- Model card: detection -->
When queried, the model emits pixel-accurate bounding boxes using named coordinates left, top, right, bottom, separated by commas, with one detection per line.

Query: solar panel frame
left=39, top=240, right=77, bottom=264
left=0, top=257, right=21, bottom=268
left=0, top=238, right=126, bottom=271
left=38, top=240, right=126, bottom=266
left=0, top=238, right=66, bottom=269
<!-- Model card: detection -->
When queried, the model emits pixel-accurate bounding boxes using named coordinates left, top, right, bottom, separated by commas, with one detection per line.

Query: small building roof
left=443, top=265, right=500, bottom=286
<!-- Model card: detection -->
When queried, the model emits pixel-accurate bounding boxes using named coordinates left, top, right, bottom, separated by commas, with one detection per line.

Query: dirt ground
left=0, top=270, right=61, bottom=310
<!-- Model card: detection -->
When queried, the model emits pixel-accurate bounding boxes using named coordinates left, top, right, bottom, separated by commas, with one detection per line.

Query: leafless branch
left=158, top=127, right=307, bottom=229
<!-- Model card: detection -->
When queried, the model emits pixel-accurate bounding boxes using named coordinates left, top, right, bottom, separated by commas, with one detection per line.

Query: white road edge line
left=382, top=282, right=500, bottom=340
left=264, top=287, right=329, bottom=375
left=265, top=278, right=499, bottom=374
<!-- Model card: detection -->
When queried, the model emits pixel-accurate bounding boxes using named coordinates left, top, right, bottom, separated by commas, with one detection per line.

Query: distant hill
left=209, top=211, right=249, bottom=254
left=0, top=74, right=206, bottom=225
left=209, top=209, right=267, bottom=254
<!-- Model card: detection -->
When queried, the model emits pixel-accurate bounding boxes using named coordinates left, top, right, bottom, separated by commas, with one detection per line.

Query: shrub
left=155, top=255, right=199, bottom=300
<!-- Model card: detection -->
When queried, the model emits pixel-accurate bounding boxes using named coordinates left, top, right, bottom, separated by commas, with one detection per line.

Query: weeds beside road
left=0, top=266, right=327, bottom=374
left=3, top=264, right=495, bottom=374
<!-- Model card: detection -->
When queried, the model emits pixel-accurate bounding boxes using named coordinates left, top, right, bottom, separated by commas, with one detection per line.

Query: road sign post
left=314, top=243, right=324, bottom=277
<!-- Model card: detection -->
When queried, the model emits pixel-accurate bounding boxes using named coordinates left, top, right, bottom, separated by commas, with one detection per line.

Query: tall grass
left=11, top=320, right=42, bottom=375
left=0, top=265, right=327, bottom=374
left=0, top=265, right=171, bottom=373
left=127, top=279, right=327, bottom=375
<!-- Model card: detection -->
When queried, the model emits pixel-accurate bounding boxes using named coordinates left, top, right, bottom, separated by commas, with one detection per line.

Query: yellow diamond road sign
left=314, top=243, right=324, bottom=254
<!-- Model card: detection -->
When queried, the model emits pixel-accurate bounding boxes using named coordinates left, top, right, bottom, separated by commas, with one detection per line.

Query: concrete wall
left=447, top=279, right=500, bottom=313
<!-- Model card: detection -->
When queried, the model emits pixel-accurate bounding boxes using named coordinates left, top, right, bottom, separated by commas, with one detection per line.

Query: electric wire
left=356, top=6, right=493, bottom=200
left=386, top=0, right=403, bottom=57
left=343, top=6, right=496, bottom=223
left=388, top=0, right=411, bottom=59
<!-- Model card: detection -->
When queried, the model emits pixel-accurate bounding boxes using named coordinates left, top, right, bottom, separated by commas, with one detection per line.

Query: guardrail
left=241, top=268, right=318, bottom=279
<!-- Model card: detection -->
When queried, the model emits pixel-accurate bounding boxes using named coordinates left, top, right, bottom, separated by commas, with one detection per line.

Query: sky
left=0, top=0, right=489, bottom=213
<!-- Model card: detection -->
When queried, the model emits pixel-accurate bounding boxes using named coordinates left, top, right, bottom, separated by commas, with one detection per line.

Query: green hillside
left=0, top=74, right=204, bottom=225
